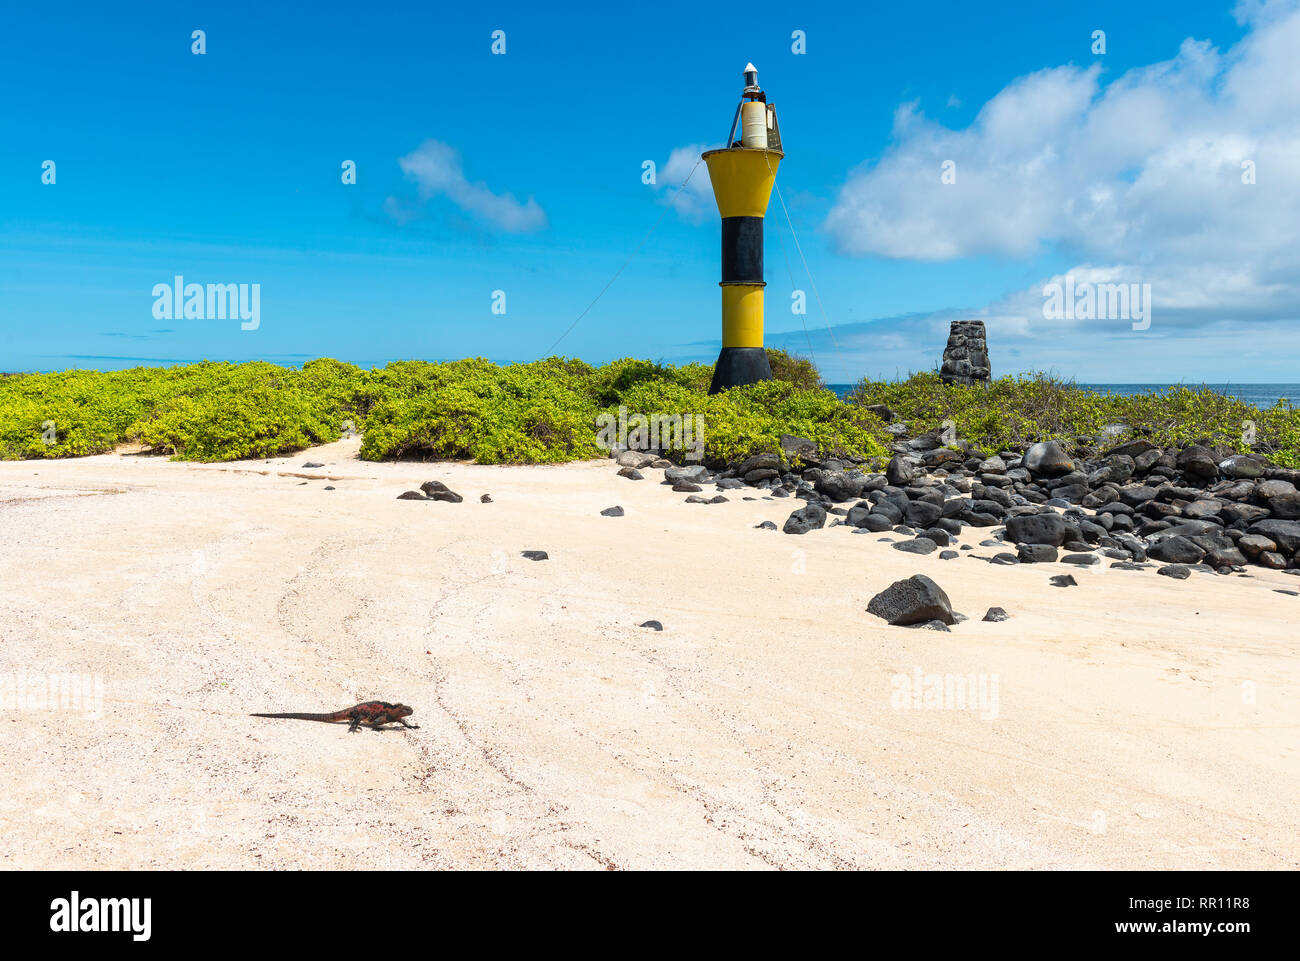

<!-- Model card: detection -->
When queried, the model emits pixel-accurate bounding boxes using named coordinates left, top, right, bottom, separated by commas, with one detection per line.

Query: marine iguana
left=251, top=700, right=418, bottom=733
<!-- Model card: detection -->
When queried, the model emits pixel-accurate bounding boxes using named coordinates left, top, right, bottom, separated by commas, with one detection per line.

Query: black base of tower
left=709, top=347, right=773, bottom=394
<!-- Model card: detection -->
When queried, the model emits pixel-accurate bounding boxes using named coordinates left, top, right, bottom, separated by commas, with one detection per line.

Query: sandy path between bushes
left=0, top=438, right=1296, bottom=870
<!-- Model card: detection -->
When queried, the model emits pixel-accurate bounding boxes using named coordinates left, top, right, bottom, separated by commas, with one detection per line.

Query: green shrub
left=126, top=362, right=346, bottom=461
left=3, top=359, right=1295, bottom=470
left=766, top=348, right=824, bottom=391
left=851, top=371, right=1109, bottom=454
left=355, top=357, right=607, bottom=463
left=0, top=367, right=167, bottom=458
left=702, top=380, right=887, bottom=466
left=850, top=372, right=1300, bottom=467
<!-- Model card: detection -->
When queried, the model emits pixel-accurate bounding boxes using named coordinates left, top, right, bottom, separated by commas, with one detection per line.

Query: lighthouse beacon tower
left=702, top=63, right=783, bottom=393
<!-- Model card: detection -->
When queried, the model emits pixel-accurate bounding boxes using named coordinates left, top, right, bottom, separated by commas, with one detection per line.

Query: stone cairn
left=939, top=320, right=990, bottom=386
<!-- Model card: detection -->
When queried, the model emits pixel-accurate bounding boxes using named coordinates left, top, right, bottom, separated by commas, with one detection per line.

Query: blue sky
left=3, top=0, right=1297, bottom=382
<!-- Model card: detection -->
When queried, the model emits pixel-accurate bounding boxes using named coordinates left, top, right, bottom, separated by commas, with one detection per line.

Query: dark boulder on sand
left=892, top=538, right=937, bottom=555
left=616, top=450, right=657, bottom=469
left=904, top=500, right=943, bottom=529
left=1016, top=543, right=1058, bottom=563
left=813, top=470, right=868, bottom=502
left=885, top=456, right=914, bottom=486
left=867, top=574, right=955, bottom=626
left=665, top=465, right=709, bottom=485
left=421, top=480, right=463, bottom=503
left=783, top=503, right=827, bottom=535
left=1146, top=535, right=1205, bottom=565
left=1249, top=519, right=1300, bottom=555
left=1006, top=512, right=1069, bottom=547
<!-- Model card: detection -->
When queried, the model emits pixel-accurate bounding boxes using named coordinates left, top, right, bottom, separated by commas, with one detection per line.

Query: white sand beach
left=1, top=440, right=1296, bottom=870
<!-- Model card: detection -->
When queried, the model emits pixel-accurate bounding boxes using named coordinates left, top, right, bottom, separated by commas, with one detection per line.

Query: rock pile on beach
left=609, top=426, right=1300, bottom=578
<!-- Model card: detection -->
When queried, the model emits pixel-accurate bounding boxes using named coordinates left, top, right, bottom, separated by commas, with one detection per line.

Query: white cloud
left=393, top=139, right=547, bottom=233
left=823, top=2, right=1300, bottom=331
left=655, top=143, right=721, bottom=222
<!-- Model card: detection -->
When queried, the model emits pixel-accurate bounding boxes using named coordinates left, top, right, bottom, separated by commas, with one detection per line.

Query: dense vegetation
left=2, top=354, right=1296, bottom=469
left=850, top=372, right=1300, bottom=468
left=0, top=351, right=885, bottom=466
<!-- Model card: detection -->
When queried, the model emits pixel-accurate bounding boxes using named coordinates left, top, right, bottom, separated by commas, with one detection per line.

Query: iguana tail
left=250, top=711, right=342, bottom=722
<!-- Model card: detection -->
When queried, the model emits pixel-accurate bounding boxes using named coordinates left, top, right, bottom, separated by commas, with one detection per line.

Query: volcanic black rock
left=783, top=503, right=827, bottom=535
left=867, top=574, right=955, bottom=626
left=1022, top=441, right=1074, bottom=477
left=892, top=538, right=938, bottom=555
left=1005, top=512, right=1069, bottom=546
left=1016, top=543, right=1058, bottom=564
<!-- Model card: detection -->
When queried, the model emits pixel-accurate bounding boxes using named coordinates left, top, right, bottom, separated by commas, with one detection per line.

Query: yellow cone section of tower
left=702, top=148, right=783, bottom=218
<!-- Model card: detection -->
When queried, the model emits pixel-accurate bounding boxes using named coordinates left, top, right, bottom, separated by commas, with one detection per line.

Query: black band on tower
left=720, top=216, right=764, bottom=284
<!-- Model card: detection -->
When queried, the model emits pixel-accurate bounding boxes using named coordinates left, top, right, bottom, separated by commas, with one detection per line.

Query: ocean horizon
left=827, top=382, right=1300, bottom=408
